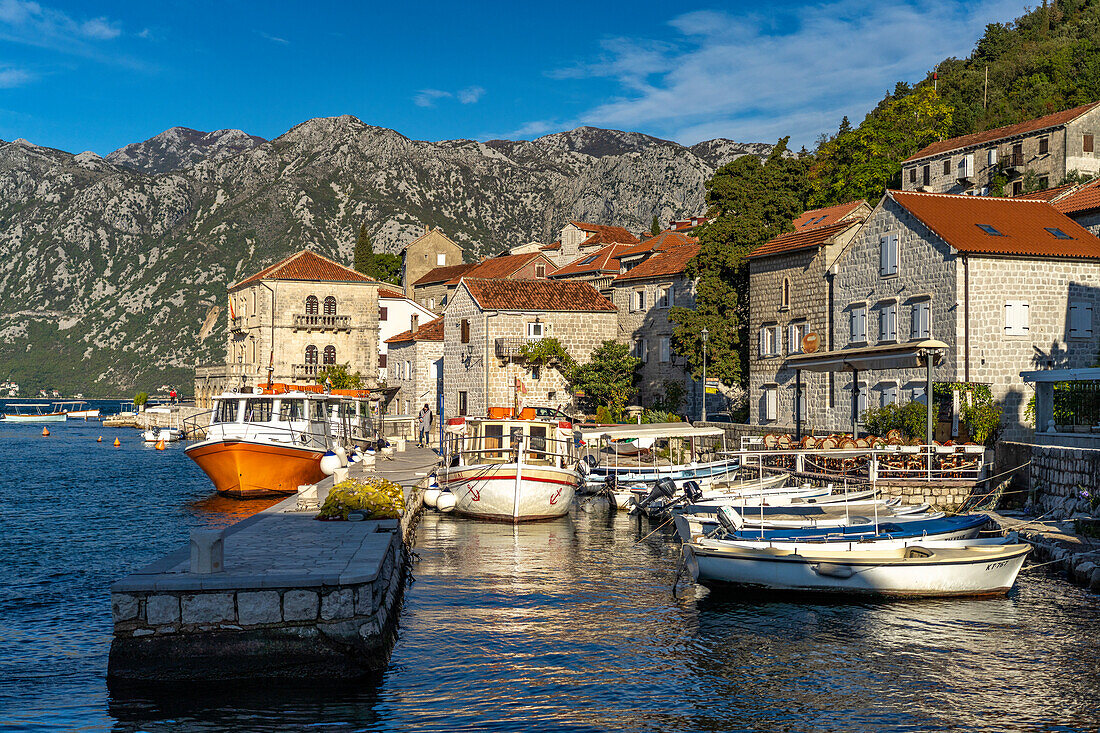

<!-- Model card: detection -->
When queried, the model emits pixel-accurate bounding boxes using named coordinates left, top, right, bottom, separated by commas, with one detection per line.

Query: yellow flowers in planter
left=317, top=477, right=405, bottom=520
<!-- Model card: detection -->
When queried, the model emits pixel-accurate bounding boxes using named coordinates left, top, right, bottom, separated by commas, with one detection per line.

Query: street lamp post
left=701, top=327, right=709, bottom=422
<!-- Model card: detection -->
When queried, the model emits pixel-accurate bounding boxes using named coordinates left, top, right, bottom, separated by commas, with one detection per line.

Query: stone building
left=401, top=227, right=465, bottom=298
left=549, top=242, right=635, bottom=292
left=610, top=242, right=702, bottom=413
left=1053, top=176, right=1100, bottom=235
left=441, top=278, right=617, bottom=417
left=746, top=201, right=871, bottom=431
left=194, top=250, right=381, bottom=407
left=902, top=101, right=1100, bottom=196
left=384, top=317, right=444, bottom=417
left=378, top=287, right=436, bottom=383
left=410, top=251, right=555, bottom=313
left=788, top=191, right=1100, bottom=440
left=540, top=221, right=638, bottom=268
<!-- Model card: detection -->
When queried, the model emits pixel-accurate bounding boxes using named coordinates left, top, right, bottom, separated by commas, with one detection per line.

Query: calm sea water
left=2, top=419, right=1099, bottom=732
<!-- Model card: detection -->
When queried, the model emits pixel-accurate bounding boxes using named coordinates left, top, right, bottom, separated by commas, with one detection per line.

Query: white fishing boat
left=142, top=427, right=184, bottom=443
left=2, top=403, right=67, bottom=422
left=692, top=532, right=1019, bottom=553
left=53, top=401, right=101, bottom=419
left=183, top=384, right=340, bottom=498
left=683, top=541, right=1031, bottom=597
left=438, top=412, right=581, bottom=522
left=578, top=423, right=735, bottom=480
left=610, top=474, right=802, bottom=512
left=674, top=503, right=940, bottom=537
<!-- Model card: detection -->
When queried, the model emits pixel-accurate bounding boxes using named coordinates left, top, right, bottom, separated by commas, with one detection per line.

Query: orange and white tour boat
left=185, top=384, right=345, bottom=498
left=438, top=409, right=581, bottom=522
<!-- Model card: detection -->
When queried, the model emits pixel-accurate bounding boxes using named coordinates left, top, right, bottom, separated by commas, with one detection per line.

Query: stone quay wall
left=1015, top=442, right=1100, bottom=519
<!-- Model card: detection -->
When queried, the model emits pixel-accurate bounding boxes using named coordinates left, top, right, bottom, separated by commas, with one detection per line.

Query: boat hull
left=185, top=439, right=326, bottom=498
left=685, top=543, right=1030, bottom=597
left=3, top=413, right=66, bottom=422
left=439, top=463, right=578, bottom=522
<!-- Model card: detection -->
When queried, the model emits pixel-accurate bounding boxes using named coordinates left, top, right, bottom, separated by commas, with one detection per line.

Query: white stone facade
left=378, top=294, right=436, bottom=382
left=388, top=339, right=443, bottom=417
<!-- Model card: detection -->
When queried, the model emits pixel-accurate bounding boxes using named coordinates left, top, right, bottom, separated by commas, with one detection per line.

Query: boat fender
left=813, top=563, right=855, bottom=579
left=423, top=488, right=441, bottom=508
left=436, top=492, right=457, bottom=513
left=319, top=451, right=341, bottom=476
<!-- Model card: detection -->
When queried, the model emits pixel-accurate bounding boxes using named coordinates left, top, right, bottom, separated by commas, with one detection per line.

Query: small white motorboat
left=674, top=503, right=941, bottom=536
left=142, top=427, right=184, bottom=443
left=683, top=541, right=1031, bottom=597
left=694, top=532, right=1019, bottom=553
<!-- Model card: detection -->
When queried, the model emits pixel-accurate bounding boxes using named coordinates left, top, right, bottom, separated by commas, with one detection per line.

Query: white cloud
left=0, top=65, right=32, bottom=87
left=457, top=86, right=485, bottom=104
left=258, top=30, right=288, bottom=45
left=79, top=16, right=119, bottom=40
left=0, top=0, right=124, bottom=45
left=535, top=0, right=1030, bottom=146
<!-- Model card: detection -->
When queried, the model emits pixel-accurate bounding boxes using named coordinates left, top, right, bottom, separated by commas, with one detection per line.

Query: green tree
left=568, top=340, right=640, bottom=417
left=371, top=252, right=403, bottom=285
left=316, top=363, right=364, bottom=390
left=134, top=391, right=149, bottom=408
left=650, top=215, right=661, bottom=237
left=353, top=224, right=374, bottom=276
left=670, top=138, right=810, bottom=389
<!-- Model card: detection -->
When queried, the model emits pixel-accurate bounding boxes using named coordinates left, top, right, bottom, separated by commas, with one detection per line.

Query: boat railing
left=182, top=410, right=332, bottom=448
left=443, top=433, right=578, bottom=469
left=718, top=445, right=987, bottom=484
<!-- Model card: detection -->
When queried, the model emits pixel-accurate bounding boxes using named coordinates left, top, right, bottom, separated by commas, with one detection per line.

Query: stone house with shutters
left=401, top=227, right=465, bottom=298
left=377, top=287, right=436, bottom=383
left=609, top=241, right=702, bottom=412
left=385, top=317, right=444, bottom=418
left=441, top=278, right=617, bottom=418
left=746, top=202, right=871, bottom=431
left=902, top=101, right=1100, bottom=197
left=194, top=250, right=381, bottom=407
left=813, top=190, right=1100, bottom=440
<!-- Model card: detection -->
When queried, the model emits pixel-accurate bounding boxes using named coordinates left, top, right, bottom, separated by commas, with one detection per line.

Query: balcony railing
left=230, top=316, right=245, bottom=333
left=292, top=363, right=321, bottom=379
left=1001, top=152, right=1025, bottom=170
left=293, top=314, right=351, bottom=332
left=495, top=337, right=535, bottom=360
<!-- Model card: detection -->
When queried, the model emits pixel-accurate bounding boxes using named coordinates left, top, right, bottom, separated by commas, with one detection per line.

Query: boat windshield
left=310, top=400, right=328, bottom=422
left=213, top=399, right=239, bottom=423
left=244, top=398, right=274, bottom=422
left=279, top=399, right=306, bottom=421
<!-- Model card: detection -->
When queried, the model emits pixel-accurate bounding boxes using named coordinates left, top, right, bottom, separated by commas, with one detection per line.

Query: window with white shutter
left=437, top=253, right=447, bottom=266
left=911, top=300, right=931, bottom=340
left=879, top=302, right=897, bottom=342
left=1004, top=301, right=1030, bottom=336
left=850, top=305, right=867, bottom=343
left=659, top=337, right=671, bottom=363
left=633, top=290, right=645, bottom=312
left=881, top=383, right=898, bottom=407
left=764, top=387, right=778, bottom=421
left=788, top=322, right=806, bottom=354
left=879, top=234, right=898, bottom=277
left=640, top=338, right=648, bottom=363
left=1069, top=301, right=1094, bottom=339
left=760, top=325, right=780, bottom=356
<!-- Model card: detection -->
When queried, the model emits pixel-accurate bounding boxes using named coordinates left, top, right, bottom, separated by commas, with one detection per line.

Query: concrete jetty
left=107, top=447, right=438, bottom=687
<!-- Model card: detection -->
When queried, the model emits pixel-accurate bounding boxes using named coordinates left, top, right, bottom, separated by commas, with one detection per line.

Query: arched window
left=323, top=345, right=337, bottom=365
left=305, top=295, right=319, bottom=315
left=781, top=278, right=790, bottom=309
left=323, top=296, right=337, bottom=316
left=305, top=345, right=318, bottom=364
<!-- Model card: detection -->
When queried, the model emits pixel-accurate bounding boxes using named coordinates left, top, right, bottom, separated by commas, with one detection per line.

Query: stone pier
left=107, top=448, right=437, bottom=686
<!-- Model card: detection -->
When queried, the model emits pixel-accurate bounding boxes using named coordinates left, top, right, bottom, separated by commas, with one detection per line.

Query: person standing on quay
left=418, top=403, right=432, bottom=448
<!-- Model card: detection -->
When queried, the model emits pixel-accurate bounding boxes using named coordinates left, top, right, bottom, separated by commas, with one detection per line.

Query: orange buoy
left=113, top=437, right=121, bottom=447
left=155, top=439, right=166, bottom=450
left=97, top=436, right=103, bottom=443
left=42, top=427, right=50, bottom=437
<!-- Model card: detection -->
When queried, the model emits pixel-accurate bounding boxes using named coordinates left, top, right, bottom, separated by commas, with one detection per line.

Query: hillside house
left=411, top=251, right=555, bottom=313
left=902, top=101, right=1100, bottom=196
left=541, top=221, right=639, bottom=268
left=788, top=191, right=1100, bottom=440
left=401, top=227, right=465, bottom=298
left=746, top=201, right=871, bottom=432
left=441, top=278, right=617, bottom=417
left=194, top=250, right=381, bottom=407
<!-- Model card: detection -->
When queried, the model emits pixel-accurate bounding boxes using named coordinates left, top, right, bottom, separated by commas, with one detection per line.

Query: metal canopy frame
left=785, top=340, right=948, bottom=443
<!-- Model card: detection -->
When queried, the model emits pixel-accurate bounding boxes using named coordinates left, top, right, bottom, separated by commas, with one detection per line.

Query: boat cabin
left=444, top=414, right=577, bottom=469
left=197, top=388, right=337, bottom=451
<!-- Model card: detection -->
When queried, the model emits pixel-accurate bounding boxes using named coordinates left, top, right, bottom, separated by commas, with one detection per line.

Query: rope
left=634, top=515, right=676, bottom=545
left=1020, top=546, right=1100, bottom=571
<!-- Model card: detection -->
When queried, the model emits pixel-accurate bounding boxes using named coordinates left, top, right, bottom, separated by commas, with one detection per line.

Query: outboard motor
left=637, top=476, right=678, bottom=510
left=681, top=480, right=703, bottom=505
left=581, top=454, right=598, bottom=473
left=715, top=505, right=744, bottom=533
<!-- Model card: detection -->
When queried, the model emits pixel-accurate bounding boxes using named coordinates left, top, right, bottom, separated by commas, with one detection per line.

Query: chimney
left=411, top=314, right=419, bottom=333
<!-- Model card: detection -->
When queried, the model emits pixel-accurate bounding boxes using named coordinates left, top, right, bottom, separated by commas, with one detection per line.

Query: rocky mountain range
left=0, top=117, right=776, bottom=394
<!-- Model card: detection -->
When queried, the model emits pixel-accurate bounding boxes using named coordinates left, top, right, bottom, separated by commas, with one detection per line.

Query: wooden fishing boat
left=438, top=414, right=582, bottom=522
left=676, top=511, right=991, bottom=545
left=683, top=541, right=1031, bottom=597
left=693, top=532, right=1019, bottom=553
left=673, top=503, right=940, bottom=538
left=184, top=385, right=339, bottom=498
left=53, top=401, right=101, bottom=419
left=2, top=403, right=67, bottom=422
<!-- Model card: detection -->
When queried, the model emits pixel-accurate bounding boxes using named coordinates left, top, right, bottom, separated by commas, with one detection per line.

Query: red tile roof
left=790, top=200, right=867, bottom=230
left=570, top=222, right=640, bottom=246
left=231, top=250, right=375, bottom=291
left=1013, top=184, right=1075, bottom=201
left=385, top=316, right=444, bottom=344
left=746, top=220, right=861, bottom=260
left=617, top=230, right=698, bottom=259
left=549, top=243, right=635, bottom=278
left=540, top=240, right=562, bottom=251
left=890, top=190, right=1100, bottom=259
left=378, top=287, right=407, bottom=299
left=461, top=278, right=616, bottom=312
left=904, top=101, right=1100, bottom=162
left=445, top=252, right=553, bottom=284
left=412, top=262, right=475, bottom=286
left=614, top=244, right=701, bottom=282
left=1053, top=178, right=1100, bottom=215
left=669, top=216, right=709, bottom=230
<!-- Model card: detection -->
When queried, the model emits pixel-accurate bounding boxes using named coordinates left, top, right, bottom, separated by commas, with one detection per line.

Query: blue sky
left=0, top=0, right=1029, bottom=155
